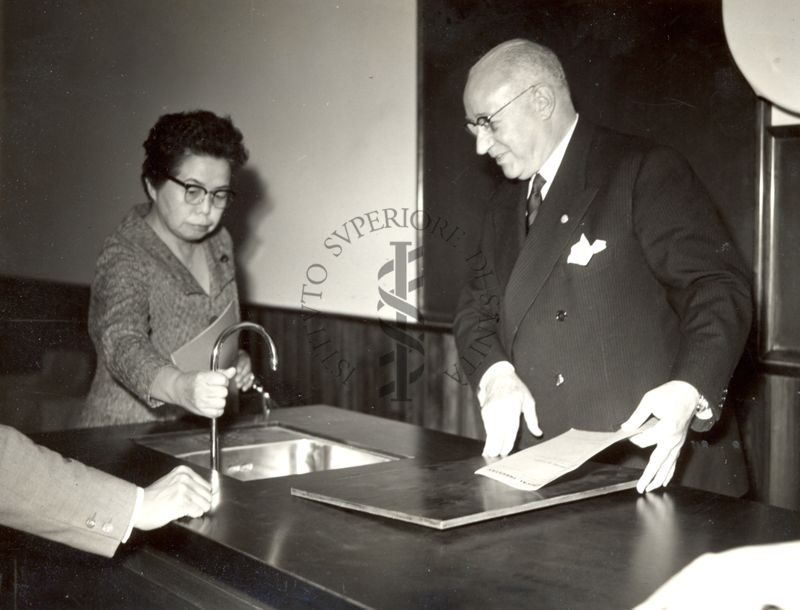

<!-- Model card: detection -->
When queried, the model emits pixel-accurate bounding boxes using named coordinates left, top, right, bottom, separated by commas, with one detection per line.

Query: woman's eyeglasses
left=166, top=175, right=236, bottom=209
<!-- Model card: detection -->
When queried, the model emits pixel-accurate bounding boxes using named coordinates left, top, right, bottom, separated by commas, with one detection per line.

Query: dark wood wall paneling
left=240, top=304, right=482, bottom=439
left=0, top=276, right=93, bottom=373
left=764, top=376, right=800, bottom=509
left=0, top=277, right=95, bottom=432
left=731, top=368, right=800, bottom=511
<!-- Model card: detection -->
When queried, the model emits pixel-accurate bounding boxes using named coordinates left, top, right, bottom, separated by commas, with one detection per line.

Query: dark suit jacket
left=0, top=424, right=137, bottom=557
left=454, top=118, right=752, bottom=496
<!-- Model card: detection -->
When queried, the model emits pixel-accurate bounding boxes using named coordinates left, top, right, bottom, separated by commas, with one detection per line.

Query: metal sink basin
left=135, top=424, right=399, bottom=481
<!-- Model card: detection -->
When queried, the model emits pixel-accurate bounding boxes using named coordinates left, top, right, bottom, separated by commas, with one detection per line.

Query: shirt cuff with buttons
left=477, top=360, right=516, bottom=406
left=123, top=486, right=144, bottom=543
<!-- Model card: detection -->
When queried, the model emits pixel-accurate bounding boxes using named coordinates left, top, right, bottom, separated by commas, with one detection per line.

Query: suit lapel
left=501, top=119, right=600, bottom=353
left=491, top=181, right=527, bottom=288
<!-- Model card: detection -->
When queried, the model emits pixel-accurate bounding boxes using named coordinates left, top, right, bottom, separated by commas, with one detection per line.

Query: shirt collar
left=528, top=114, right=579, bottom=199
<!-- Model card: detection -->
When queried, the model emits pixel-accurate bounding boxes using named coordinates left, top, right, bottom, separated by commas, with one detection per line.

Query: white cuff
left=477, top=361, right=515, bottom=406
left=123, top=487, right=144, bottom=543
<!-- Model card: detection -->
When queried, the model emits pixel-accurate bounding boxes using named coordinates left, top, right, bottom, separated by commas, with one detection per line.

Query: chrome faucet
left=209, top=322, right=278, bottom=488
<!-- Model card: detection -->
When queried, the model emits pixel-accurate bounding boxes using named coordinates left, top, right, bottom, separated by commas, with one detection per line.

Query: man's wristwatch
left=694, top=394, right=712, bottom=420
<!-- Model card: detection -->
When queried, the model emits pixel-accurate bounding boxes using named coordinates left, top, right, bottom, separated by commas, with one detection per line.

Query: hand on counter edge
left=621, top=380, right=697, bottom=494
left=134, top=465, right=213, bottom=531
left=478, top=362, right=542, bottom=457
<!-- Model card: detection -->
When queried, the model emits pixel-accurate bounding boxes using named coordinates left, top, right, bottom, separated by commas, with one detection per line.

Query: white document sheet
left=475, top=420, right=657, bottom=491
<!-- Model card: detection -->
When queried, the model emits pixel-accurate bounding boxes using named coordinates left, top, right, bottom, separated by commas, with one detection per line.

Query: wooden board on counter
left=291, top=457, right=640, bottom=529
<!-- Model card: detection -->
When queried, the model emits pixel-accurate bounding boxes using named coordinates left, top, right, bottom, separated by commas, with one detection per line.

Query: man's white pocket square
left=567, top=233, right=607, bottom=266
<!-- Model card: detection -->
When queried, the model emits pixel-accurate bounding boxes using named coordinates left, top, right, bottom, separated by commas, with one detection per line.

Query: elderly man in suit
left=0, top=424, right=212, bottom=557
left=454, top=39, right=752, bottom=495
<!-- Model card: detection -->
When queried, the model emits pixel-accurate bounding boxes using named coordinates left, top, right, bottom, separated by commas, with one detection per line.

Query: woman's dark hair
left=141, top=110, right=249, bottom=196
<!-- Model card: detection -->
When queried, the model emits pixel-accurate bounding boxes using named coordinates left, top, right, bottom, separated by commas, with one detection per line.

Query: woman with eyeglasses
left=79, top=110, right=255, bottom=427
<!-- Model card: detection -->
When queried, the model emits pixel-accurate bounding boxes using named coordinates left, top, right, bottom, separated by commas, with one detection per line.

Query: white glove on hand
left=621, top=380, right=697, bottom=493
left=478, top=362, right=542, bottom=457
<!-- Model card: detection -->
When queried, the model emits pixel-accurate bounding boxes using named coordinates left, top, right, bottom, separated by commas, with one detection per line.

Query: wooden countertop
left=11, top=405, right=800, bottom=609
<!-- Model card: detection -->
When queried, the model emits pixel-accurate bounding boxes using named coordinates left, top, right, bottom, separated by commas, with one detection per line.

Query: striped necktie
left=526, top=173, right=546, bottom=232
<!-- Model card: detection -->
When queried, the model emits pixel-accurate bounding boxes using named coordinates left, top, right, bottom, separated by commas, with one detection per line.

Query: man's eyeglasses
left=464, top=83, right=540, bottom=137
left=166, top=175, right=235, bottom=209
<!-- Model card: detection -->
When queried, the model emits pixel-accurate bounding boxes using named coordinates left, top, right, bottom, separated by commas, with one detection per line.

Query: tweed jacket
left=81, top=203, right=239, bottom=427
left=454, top=118, right=752, bottom=495
left=0, top=424, right=137, bottom=557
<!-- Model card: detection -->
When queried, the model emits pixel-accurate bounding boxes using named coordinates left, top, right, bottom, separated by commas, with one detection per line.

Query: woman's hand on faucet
left=234, top=350, right=254, bottom=392
left=176, top=367, right=236, bottom=418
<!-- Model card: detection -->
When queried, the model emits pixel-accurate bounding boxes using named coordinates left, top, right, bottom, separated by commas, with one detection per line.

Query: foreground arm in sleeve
left=0, top=425, right=212, bottom=557
left=633, top=541, right=800, bottom=610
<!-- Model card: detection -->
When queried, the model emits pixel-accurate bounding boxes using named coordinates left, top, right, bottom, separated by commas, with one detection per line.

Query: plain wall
left=0, top=0, right=417, bottom=319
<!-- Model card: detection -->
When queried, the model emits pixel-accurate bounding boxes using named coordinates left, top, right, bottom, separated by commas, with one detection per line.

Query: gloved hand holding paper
left=475, top=420, right=657, bottom=491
